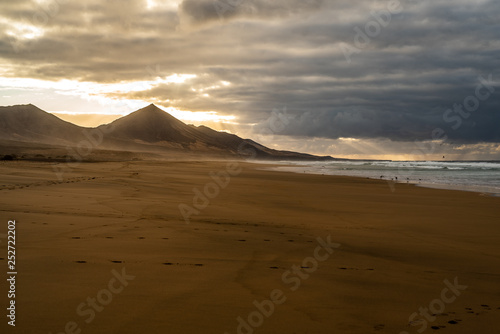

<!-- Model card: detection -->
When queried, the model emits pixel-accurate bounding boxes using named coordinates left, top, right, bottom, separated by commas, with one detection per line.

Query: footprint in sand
left=238, top=239, right=246, bottom=242
left=138, top=237, right=145, bottom=239
left=430, top=325, right=446, bottom=330
left=110, top=260, right=123, bottom=263
left=71, top=237, right=81, bottom=239
left=74, top=261, right=87, bottom=264
left=269, top=266, right=279, bottom=269
left=105, top=237, right=114, bottom=239
left=373, top=324, right=385, bottom=331
left=163, top=262, right=204, bottom=267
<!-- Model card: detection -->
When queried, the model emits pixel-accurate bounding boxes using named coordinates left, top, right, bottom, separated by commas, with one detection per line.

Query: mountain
left=98, top=104, right=202, bottom=144
left=0, top=103, right=332, bottom=161
left=0, top=104, right=86, bottom=145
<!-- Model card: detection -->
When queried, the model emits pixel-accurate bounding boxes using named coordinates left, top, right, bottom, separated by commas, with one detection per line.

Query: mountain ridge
left=0, top=103, right=333, bottom=161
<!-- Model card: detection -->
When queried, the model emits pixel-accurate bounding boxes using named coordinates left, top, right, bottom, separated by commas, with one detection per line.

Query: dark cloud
left=179, top=0, right=326, bottom=24
left=0, top=0, right=499, bottom=148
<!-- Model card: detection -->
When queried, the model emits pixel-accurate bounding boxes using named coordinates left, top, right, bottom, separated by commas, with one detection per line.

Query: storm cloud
left=0, top=0, right=499, bottom=158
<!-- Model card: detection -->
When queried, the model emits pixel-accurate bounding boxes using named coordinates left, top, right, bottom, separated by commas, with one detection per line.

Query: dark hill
left=0, top=103, right=333, bottom=161
left=0, top=104, right=86, bottom=145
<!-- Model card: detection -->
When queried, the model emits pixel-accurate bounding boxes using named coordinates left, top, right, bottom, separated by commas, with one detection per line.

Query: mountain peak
left=146, top=103, right=159, bottom=109
left=131, top=104, right=180, bottom=120
left=99, top=102, right=197, bottom=143
left=137, top=103, right=164, bottom=113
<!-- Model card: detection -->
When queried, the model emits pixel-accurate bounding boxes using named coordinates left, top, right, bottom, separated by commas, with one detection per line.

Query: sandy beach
left=1, top=159, right=499, bottom=334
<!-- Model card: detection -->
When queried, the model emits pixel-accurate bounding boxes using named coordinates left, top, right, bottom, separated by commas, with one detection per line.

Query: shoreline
left=260, top=163, right=500, bottom=197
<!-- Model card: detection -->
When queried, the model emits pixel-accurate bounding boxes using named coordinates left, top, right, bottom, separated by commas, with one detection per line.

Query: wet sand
left=0, top=160, right=499, bottom=334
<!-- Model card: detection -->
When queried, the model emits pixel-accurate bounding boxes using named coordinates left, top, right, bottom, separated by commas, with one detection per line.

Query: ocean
left=265, top=160, right=500, bottom=196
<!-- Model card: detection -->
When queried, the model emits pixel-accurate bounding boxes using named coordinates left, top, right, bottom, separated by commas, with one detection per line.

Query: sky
left=0, top=0, right=499, bottom=160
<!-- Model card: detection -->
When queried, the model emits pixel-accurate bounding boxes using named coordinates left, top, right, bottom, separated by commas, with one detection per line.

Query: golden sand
left=0, top=160, right=499, bottom=333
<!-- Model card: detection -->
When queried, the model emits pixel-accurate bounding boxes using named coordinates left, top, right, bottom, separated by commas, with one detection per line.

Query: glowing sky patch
left=1, top=17, right=45, bottom=40
left=156, top=105, right=237, bottom=123
left=1, top=74, right=235, bottom=125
